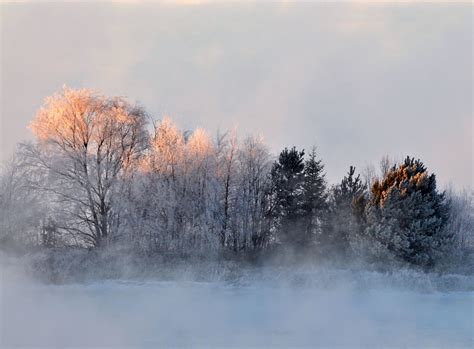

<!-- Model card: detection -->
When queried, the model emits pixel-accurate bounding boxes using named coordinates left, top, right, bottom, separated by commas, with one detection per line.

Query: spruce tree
left=323, top=166, right=366, bottom=255
left=364, top=156, right=451, bottom=268
left=268, top=147, right=305, bottom=246
left=301, top=147, right=327, bottom=246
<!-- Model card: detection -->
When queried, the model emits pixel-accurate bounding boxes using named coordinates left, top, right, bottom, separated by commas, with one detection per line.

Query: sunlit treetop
left=29, top=86, right=148, bottom=160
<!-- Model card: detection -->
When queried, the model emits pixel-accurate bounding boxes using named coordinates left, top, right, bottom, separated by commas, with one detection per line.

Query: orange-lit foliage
left=146, top=116, right=185, bottom=176
left=30, top=87, right=147, bottom=170
left=370, top=158, right=432, bottom=206
left=28, top=87, right=148, bottom=246
left=187, top=128, right=213, bottom=159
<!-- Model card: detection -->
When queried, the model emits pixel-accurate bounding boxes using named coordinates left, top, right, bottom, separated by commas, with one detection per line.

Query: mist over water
left=1, top=258, right=473, bottom=348
left=1, top=2, right=472, bottom=348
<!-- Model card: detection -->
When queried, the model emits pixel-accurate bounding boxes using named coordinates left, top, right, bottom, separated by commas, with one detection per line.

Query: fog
left=1, top=2, right=472, bottom=347
left=1, top=257, right=472, bottom=348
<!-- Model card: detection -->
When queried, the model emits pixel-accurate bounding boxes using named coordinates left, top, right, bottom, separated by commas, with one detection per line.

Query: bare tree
left=362, top=164, right=376, bottom=190
left=379, top=155, right=393, bottom=178
left=0, top=153, right=45, bottom=245
left=235, top=136, right=272, bottom=250
left=446, top=188, right=474, bottom=249
left=25, top=87, right=148, bottom=247
left=215, top=129, right=238, bottom=247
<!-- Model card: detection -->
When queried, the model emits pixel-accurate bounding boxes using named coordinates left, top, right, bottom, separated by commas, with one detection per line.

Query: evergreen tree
left=268, top=147, right=305, bottom=246
left=323, top=166, right=366, bottom=255
left=301, top=147, right=327, bottom=246
left=364, top=156, right=451, bottom=268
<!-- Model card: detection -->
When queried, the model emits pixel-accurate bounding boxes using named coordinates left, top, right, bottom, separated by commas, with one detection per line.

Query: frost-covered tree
left=0, top=153, right=46, bottom=246
left=184, top=128, right=221, bottom=249
left=233, top=136, right=272, bottom=250
left=445, top=188, right=474, bottom=250
left=134, top=116, right=187, bottom=250
left=145, top=116, right=185, bottom=178
left=364, top=156, right=451, bottom=267
left=268, top=147, right=306, bottom=246
left=215, top=129, right=238, bottom=248
left=117, top=117, right=274, bottom=254
left=323, top=166, right=366, bottom=255
left=125, top=119, right=224, bottom=252
left=24, top=87, right=148, bottom=247
left=300, top=147, right=327, bottom=246
left=5, top=86, right=467, bottom=269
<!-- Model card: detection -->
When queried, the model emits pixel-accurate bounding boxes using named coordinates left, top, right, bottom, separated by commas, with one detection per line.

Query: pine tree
left=268, top=147, right=305, bottom=246
left=364, top=156, right=451, bottom=268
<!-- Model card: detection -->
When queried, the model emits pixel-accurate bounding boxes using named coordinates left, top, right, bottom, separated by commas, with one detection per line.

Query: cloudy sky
left=1, top=2, right=472, bottom=188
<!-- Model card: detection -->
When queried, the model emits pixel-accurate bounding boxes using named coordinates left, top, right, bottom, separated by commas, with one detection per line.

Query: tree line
left=0, top=87, right=472, bottom=269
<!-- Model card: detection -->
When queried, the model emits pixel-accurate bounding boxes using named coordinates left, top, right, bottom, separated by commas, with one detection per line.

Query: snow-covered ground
left=1, top=267, right=473, bottom=348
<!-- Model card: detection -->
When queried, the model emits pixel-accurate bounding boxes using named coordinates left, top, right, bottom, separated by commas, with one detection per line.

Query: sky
left=0, top=2, right=472, bottom=188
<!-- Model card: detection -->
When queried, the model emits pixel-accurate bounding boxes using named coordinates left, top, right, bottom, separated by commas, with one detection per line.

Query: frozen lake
left=1, top=268, right=473, bottom=348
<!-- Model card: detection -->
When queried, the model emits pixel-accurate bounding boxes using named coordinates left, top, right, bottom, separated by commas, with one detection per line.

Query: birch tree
left=0, top=153, right=45, bottom=245
left=25, top=87, right=148, bottom=247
